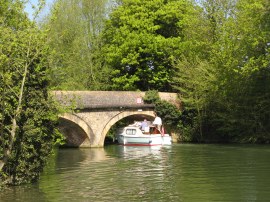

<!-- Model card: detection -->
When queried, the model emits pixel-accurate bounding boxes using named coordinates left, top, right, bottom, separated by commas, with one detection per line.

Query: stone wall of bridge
left=52, top=91, right=180, bottom=147
left=52, top=91, right=180, bottom=109
left=59, top=109, right=156, bottom=147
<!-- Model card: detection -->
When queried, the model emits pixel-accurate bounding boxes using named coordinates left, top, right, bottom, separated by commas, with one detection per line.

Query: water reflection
left=36, top=145, right=176, bottom=202
left=117, top=145, right=164, bottom=159
left=168, top=144, right=270, bottom=202
left=1, top=144, right=270, bottom=202
left=0, top=185, right=48, bottom=202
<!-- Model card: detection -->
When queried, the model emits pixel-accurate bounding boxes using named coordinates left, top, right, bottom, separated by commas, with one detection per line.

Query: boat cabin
left=118, top=125, right=161, bottom=136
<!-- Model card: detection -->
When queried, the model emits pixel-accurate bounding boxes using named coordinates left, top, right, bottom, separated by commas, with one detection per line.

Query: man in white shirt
left=153, top=113, right=162, bottom=131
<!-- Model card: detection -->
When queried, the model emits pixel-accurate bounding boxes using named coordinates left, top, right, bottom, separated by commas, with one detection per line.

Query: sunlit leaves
left=46, top=0, right=110, bottom=90
left=102, top=0, right=195, bottom=91
left=0, top=0, right=62, bottom=185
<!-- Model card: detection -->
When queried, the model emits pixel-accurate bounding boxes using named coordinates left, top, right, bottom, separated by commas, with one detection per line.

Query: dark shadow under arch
left=100, top=110, right=156, bottom=146
left=58, top=118, right=89, bottom=147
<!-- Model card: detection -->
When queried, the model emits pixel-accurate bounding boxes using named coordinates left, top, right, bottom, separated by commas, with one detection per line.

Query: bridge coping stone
left=51, top=91, right=180, bottom=109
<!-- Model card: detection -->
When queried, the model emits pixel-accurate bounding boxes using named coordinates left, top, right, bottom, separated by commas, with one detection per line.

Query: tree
left=215, top=0, right=270, bottom=142
left=102, top=0, right=196, bottom=91
left=174, top=0, right=270, bottom=143
left=44, top=0, right=112, bottom=90
left=0, top=0, right=62, bottom=185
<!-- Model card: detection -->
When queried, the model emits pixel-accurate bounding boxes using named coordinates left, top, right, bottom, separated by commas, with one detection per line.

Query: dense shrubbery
left=0, top=0, right=63, bottom=185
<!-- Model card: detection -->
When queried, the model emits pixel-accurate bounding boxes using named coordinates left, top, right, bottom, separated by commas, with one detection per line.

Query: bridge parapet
left=51, top=91, right=180, bottom=110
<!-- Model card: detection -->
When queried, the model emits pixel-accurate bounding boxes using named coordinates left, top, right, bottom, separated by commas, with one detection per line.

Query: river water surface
left=1, top=144, right=270, bottom=202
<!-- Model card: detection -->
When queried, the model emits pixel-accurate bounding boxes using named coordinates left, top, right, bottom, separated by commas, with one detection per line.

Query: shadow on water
left=0, top=185, right=48, bottom=202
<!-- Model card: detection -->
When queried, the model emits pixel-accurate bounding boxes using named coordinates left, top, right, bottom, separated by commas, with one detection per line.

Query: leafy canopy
left=102, top=0, right=195, bottom=91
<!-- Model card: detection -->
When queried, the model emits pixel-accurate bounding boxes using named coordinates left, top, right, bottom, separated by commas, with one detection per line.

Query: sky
left=24, top=0, right=55, bottom=20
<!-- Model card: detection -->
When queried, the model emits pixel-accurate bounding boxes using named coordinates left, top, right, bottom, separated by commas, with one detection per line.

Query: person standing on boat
left=153, top=112, right=162, bottom=131
left=140, top=119, right=149, bottom=132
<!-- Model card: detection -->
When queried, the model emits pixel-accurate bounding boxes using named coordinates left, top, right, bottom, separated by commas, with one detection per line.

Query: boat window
left=126, top=129, right=136, bottom=135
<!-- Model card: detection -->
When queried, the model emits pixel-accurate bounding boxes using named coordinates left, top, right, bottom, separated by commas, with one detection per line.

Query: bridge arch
left=99, top=110, right=155, bottom=146
left=52, top=91, right=179, bottom=147
left=59, top=113, right=94, bottom=147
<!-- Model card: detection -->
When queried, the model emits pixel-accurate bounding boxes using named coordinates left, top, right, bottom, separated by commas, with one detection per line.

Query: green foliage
left=155, top=101, right=182, bottom=130
left=174, top=0, right=270, bottom=143
left=143, top=90, right=182, bottom=136
left=0, top=0, right=63, bottom=185
left=102, top=0, right=195, bottom=91
left=5, top=93, right=61, bottom=185
left=44, top=0, right=112, bottom=90
left=143, top=90, right=160, bottom=104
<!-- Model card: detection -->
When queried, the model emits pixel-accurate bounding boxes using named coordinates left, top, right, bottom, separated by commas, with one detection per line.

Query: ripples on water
left=1, top=144, right=270, bottom=202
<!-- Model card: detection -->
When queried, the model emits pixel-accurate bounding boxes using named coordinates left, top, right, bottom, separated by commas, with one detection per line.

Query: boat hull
left=116, top=134, right=172, bottom=146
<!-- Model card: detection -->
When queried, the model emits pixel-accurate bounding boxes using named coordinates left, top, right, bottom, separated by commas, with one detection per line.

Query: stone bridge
left=52, top=91, right=179, bottom=148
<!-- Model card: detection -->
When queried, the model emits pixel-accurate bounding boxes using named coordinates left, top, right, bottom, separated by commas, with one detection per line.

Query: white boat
left=116, top=125, right=172, bottom=146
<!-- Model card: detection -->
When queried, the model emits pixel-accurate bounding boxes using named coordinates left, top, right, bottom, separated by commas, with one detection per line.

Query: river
left=1, top=144, right=270, bottom=202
